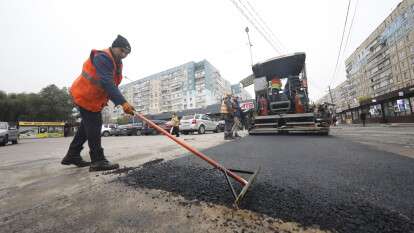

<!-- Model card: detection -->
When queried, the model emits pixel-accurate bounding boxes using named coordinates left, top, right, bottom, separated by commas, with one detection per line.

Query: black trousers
left=67, top=107, right=104, bottom=162
left=223, top=114, right=234, bottom=137
left=171, top=126, right=180, bottom=137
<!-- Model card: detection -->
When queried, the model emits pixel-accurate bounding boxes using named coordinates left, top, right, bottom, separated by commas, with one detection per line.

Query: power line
left=238, top=0, right=284, bottom=54
left=235, top=0, right=282, bottom=54
left=229, top=0, right=283, bottom=54
left=238, top=0, right=285, bottom=53
left=244, top=0, right=288, bottom=53
left=329, top=0, right=352, bottom=87
left=342, top=0, right=359, bottom=60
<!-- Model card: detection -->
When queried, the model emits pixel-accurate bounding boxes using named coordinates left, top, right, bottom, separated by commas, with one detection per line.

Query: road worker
left=220, top=93, right=235, bottom=140
left=61, top=35, right=135, bottom=172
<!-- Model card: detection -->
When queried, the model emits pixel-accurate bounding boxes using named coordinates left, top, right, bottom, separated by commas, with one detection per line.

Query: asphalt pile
left=112, top=134, right=414, bottom=233
left=116, top=159, right=414, bottom=233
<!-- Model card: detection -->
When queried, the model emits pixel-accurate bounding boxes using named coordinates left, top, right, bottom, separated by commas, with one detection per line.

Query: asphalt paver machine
left=240, top=52, right=330, bottom=135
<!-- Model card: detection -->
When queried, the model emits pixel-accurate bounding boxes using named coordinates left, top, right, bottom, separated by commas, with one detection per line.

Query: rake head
left=223, top=166, right=261, bottom=208
left=235, top=166, right=261, bottom=207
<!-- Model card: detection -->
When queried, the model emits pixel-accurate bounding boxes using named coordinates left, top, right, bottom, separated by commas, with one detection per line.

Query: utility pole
left=328, top=85, right=336, bottom=121
left=245, top=27, right=254, bottom=67
left=328, top=86, right=334, bottom=104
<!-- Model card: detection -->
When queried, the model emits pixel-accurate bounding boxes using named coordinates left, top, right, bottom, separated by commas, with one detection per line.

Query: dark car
left=217, top=120, right=225, bottom=132
left=113, top=123, right=142, bottom=136
left=142, top=120, right=172, bottom=135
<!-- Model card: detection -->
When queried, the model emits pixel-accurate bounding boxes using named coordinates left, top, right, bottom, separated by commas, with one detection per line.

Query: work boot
left=89, top=159, right=119, bottom=172
left=234, top=133, right=241, bottom=138
left=61, top=153, right=91, bottom=167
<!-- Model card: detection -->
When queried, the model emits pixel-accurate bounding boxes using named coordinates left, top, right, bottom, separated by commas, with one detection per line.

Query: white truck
left=0, top=122, right=19, bottom=146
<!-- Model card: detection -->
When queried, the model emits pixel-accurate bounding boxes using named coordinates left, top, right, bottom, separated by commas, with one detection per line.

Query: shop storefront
left=339, top=85, right=414, bottom=124
left=19, top=122, right=65, bottom=138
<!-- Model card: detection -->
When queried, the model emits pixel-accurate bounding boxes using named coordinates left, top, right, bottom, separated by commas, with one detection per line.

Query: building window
left=396, top=99, right=412, bottom=116
left=369, top=104, right=383, bottom=118
left=384, top=101, right=395, bottom=117
left=403, top=72, right=409, bottom=80
left=410, top=97, right=414, bottom=112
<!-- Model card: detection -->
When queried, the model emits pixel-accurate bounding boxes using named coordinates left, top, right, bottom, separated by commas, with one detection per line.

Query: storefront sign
left=19, top=121, right=65, bottom=126
left=240, top=101, right=255, bottom=110
left=18, top=122, right=65, bottom=138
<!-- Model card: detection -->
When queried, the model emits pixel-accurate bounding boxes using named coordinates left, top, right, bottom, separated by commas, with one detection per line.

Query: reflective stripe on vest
left=81, top=71, right=103, bottom=89
left=220, top=100, right=228, bottom=113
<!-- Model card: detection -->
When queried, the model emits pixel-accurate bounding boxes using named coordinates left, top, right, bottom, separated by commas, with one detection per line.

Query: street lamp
left=245, top=27, right=254, bottom=67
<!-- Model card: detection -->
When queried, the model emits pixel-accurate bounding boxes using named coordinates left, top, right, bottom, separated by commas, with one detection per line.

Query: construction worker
left=258, top=95, right=269, bottom=116
left=170, top=112, right=180, bottom=137
left=231, top=96, right=242, bottom=138
left=220, top=93, right=234, bottom=140
left=61, top=35, right=135, bottom=172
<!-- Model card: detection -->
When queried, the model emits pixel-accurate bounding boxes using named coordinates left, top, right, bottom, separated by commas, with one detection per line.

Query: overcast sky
left=0, top=0, right=402, bottom=100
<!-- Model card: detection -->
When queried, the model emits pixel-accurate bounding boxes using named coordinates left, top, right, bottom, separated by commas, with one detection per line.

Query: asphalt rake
left=134, top=111, right=260, bottom=208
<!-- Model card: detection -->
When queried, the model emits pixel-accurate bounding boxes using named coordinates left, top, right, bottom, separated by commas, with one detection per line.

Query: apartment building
left=108, top=60, right=232, bottom=119
left=319, top=0, right=414, bottom=123
left=231, top=83, right=252, bottom=101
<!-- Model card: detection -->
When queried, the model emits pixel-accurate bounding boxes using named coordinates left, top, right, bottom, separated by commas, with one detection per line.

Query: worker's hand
left=122, top=102, right=135, bottom=115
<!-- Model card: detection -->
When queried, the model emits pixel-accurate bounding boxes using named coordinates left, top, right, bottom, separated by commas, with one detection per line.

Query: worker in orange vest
left=258, top=95, right=269, bottom=116
left=61, top=35, right=135, bottom=172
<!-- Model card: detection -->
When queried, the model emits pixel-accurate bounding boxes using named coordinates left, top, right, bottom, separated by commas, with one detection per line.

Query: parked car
left=0, top=122, right=19, bottom=146
left=101, top=124, right=117, bottom=137
left=142, top=120, right=172, bottom=135
left=113, top=123, right=142, bottom=136
left=180, top=114, right=219, bottom=134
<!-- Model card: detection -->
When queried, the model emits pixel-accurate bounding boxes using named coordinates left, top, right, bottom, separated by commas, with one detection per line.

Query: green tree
left=38, top=85, right=73, bottom=121
left=0, top=85, right=74, bottom=122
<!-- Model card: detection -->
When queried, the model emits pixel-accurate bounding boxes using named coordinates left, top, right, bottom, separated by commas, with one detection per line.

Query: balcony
left=367, top=45, right=387, bottom=63
left=369, top=63, right=391, bottom=79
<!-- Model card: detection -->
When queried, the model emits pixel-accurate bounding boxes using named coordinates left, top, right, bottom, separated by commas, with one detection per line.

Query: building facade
left=319, top=0, right=414, bottom=123
left=231, top=83, right=252, bottom=101
left=107, top=60, right=233, bottom=120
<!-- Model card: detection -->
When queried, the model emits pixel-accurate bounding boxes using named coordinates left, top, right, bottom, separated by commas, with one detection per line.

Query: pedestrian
left=231, top=96, right=242, bottom=138
left=61, top=35, right=135, bottom=172
left=360, top=111, right=367, bottom=127
left=332, top=115, right=337, bottom=126
left=220, top=93, right=235, bottom=140
left=170, top=112, right=180, bottom=137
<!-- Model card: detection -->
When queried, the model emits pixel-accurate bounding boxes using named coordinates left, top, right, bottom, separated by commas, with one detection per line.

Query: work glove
left=122, top=102, right=135, bottom=115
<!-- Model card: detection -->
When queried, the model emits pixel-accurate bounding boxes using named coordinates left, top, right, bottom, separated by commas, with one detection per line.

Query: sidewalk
left=334, top=122, right=414, bottom=128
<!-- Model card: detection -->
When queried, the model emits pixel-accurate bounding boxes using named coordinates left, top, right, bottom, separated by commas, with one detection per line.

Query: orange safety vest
left=70, top=48, right=123, bottom=112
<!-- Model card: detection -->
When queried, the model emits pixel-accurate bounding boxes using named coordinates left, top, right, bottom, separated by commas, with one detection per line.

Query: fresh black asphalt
left=118, top=135, right=414, bottom=233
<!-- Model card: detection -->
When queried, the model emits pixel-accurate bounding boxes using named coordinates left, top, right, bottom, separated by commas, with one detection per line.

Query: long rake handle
left=134, top=112, right=248, bottom=186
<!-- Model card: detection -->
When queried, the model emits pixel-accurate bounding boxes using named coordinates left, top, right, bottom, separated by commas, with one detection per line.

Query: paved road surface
left=1, top=128, right=413, bottom=233
left=121, top=130, right=414, bottom=233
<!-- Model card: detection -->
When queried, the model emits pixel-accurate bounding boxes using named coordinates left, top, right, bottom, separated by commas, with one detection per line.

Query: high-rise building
left=319, top=0, right=414, bottom=123
left=108, top=60, right=233, bottom=120
left=231, top=83, right=252, bottom=101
